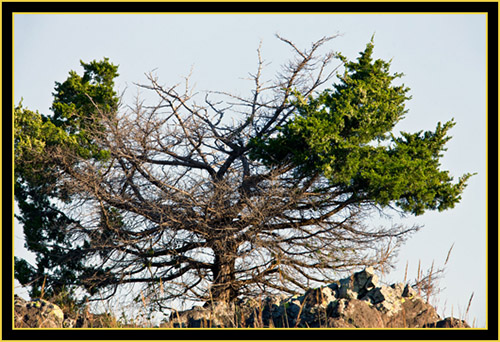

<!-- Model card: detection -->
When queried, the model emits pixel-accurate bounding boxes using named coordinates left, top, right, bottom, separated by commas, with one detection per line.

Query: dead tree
left=16, top=35, right=422, bottom=309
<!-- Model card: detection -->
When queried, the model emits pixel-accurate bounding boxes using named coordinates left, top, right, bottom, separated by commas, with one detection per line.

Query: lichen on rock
left=14, top=296, right=66, bottom=328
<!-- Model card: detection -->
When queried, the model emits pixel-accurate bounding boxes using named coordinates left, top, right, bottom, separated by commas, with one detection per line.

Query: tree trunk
left=209, top=242, right=238, bottom=304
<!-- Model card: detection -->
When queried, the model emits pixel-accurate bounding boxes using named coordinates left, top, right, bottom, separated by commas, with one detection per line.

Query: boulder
left=424, top=317, right=470, bottom=328
left=352, top=266, right=379, bottom=296
left=362, top=285, right=402, bottom=316
left=14, top=295, right=119, bottom=328
left=14, top=296, right=65, bottom=328
left=327, top=299, right=385, bottom=328
left=302, top=286, right=337, bottom=308
left=382, top=295, right=441, bottom=328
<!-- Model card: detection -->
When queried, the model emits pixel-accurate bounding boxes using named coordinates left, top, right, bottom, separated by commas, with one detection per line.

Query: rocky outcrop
left=14, top=295, right=67, bottom=328
left=14, top=295, right=119, bottom=328
left=14, top=267, right=470, bottom=328
left=168, top=267, right=470, bottom=328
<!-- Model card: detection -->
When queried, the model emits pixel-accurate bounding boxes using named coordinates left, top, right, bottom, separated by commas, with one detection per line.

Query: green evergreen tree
left=250, top=40, right=471, bottom=215
left=14, top=59, right=119, bottom=298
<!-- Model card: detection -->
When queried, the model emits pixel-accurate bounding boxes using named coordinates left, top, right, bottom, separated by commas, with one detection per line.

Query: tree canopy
left=14, top=36, right=472, bottom=309
left=250, top=41, right=469, bottom=216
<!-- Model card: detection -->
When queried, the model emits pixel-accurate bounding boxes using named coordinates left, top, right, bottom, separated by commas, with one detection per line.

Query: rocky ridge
left=168, top=267, right=470, bottom=328
left=14, top=267, right=470, bottom=328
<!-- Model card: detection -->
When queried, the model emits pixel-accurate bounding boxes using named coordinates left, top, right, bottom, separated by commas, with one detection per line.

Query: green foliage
left=50, top=58, right=119, bottom=158
left=51, top=58, right=119, bottom=131
left=14, top=257, right=35, bottom=287
left=14, top=58, right=119, bottom=298
left=250, top=40, right=472, bottom=215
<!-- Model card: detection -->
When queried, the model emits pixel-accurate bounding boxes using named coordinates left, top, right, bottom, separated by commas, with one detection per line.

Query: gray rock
left=327, top=298, right=384, bottom=328
left=402, top=283, right=417, bottom=298
left=352, top=266, right=379, bottom=297
left=302, top=286, right=336, bottom=308
left=337, top=267, right=380, bottom=300
left=338, top=277, right=357, bottom=299
left=424, top=317, right=470, bottom=328
left=14, top=297, right=65, bottom=328
left=362, top=285, right=402, bottom=316
left=391, top=283, right=406, bottom=297
left=385, top=296, right=442, bottom=328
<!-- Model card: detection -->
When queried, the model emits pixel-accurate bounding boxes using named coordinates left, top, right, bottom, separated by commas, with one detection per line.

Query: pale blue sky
left=13, top=13, right=487, bottom=327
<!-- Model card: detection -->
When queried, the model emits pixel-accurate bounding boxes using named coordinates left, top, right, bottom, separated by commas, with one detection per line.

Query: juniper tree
left=14, top=36, right=472, bottom=308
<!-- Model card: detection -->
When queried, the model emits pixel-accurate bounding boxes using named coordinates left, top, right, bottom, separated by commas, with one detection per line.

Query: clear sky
left=13, top=13, right=487, bottom=327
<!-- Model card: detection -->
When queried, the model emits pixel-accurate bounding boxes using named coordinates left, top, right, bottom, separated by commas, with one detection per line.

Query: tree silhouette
left=14, top=36, right=472, bottom=309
